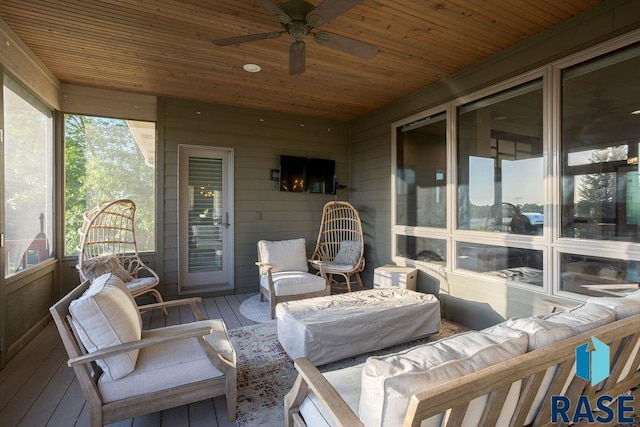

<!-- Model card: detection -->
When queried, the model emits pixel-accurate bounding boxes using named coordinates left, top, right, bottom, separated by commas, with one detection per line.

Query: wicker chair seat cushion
left=257, top=238, right=309, bottom=273
left=260, top=271, right=326, bottom=296
left=312, top=262, right=354, bottom=272
left=98, top=319, right=232, bottom=402
left=126, top=276, right=159, bottom=293
left=69, top=273, right=142, bottom=380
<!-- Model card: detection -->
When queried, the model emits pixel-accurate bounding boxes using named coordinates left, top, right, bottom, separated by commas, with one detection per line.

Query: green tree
left=576, top=146, right=627, bottom=219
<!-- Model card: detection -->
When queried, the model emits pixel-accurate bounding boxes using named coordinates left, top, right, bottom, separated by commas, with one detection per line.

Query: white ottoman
left=276, top=288, right=440, bottom=365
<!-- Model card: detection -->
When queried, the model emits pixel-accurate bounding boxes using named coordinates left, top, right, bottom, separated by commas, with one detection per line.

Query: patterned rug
left=227, top=319, right=469, bottom=426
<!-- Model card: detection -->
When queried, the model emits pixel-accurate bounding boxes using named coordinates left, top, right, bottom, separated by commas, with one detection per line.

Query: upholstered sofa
left=285, top=292, right=640, bottom=426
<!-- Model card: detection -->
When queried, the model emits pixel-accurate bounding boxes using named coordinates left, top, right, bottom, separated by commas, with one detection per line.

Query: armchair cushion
left=69, top=273, right=142, bottom=380
left=82, top=253, right=133, bottom=282
left=333, top=240, right=361, bottom=266
left=98, top=319, right=232, bottom=402
left=257, top=238, right=309, bottom=272
left=260, top=271, right=326, bottom=296
left=359, top=326, right=528, bottom=427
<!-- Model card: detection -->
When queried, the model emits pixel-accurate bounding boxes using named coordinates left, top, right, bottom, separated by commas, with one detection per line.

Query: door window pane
left=3, top=74, right=54, bottom=277
left=396, top=112, right=447, bottom=228
left=561, top=43, right=640, bottom=242
left=64, top=115, right=156, bottom=255
left=188, top=157, right=223, bottom=273
left=457, top=79, right=544, bottom=235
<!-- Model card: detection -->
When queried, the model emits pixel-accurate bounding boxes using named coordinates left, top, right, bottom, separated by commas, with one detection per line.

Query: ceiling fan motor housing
left=280, top=0, right=316, bottom=41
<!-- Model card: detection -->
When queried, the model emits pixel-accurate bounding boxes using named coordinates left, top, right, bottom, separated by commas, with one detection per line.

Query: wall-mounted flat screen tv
left=280, top=155, right=336, bottom=194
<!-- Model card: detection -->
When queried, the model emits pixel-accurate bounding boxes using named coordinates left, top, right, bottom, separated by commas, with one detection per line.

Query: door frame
left=177, top=144, right=234, bottom=293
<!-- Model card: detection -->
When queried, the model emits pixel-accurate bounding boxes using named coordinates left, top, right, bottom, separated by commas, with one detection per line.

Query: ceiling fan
left=213, top=0, right=378, bottom=75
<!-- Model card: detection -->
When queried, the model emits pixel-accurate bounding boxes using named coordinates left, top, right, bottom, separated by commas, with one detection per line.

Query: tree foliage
left=64, top=115, right=155, bottom=255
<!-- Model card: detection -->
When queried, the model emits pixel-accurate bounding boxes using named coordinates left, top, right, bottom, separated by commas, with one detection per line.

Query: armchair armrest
left=285, top=358, right=363, bottom=427
left=68, top=320, right=215, bottom=367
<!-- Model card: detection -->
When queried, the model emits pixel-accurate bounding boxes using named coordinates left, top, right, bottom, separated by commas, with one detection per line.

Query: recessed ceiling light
left=243, top=63, right=261, bottom=73
left=632, top=109, right=640, bottom=115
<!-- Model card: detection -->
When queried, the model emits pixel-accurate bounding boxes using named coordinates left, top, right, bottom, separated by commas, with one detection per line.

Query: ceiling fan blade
left=289, top=41, right=306, bottom=75
left=251, top=0, right=291, bottom=24
left=314, top=32, right=378, bottom=59
left=213, top=31, right=282, bottom=46
left=307, top=0, right=364, bottom=27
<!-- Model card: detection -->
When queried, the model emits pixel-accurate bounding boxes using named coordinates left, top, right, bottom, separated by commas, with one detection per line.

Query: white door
left=178, top=145, right=234, bottom=292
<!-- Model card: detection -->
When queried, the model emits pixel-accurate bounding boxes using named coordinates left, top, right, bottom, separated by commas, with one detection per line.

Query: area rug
left=227, top=319, right=469, bottom=426
left=238, top=294, right=273, bottom=323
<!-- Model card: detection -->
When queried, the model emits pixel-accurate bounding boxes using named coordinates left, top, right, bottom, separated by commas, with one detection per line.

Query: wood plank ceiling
left=0, top=0, right=603, bottom=121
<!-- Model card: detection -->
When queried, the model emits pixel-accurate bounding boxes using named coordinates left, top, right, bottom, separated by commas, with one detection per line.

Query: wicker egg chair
left=310, top=201, right=365, bottom=293
left=77, top=199, right=165, bottom=311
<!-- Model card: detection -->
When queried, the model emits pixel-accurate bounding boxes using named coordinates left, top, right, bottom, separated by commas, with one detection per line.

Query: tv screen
left=280, top=155, right=335, bottom=194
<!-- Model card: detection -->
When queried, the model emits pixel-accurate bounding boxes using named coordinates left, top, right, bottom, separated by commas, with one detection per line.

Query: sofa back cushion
left=587, top=296, right=640, bottom=320
left=257, top=238, right=308, bottom=273
left=536, top=302, right=615, bottom=334
left=69, top=273, right=142, bottom=380
left=359, top=326, right=528, bottom=427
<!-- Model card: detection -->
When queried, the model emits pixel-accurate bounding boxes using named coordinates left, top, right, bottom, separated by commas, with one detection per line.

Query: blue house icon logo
left=576, top=337, right=610, bottom=386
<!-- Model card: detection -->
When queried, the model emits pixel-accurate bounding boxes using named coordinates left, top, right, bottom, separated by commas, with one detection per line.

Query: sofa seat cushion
left=587, top=296, right=640, bottom=320
left=69, top=273, right=142, bottom=381
left=257, top=238, right=309, bottom=272
left=298, top=365, right=363, bottom=427
left=359, top=326, right=528, bottom=427
left=98, top=319, right=230, bottom=402
left=536, top=302, right=615, bottom=334
left=260, top=271, right=326, bottom=296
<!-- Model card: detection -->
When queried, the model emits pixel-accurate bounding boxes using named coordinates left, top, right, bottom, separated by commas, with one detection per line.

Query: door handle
left=223, top=212, right=231, bottom=228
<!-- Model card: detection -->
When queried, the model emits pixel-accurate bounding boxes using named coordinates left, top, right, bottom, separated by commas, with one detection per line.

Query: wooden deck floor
left=0, top=293, right=259, bottom=427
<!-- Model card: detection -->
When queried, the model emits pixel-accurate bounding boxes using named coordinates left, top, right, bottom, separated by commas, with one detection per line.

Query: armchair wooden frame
left=49, top=280, right=237, bottom=426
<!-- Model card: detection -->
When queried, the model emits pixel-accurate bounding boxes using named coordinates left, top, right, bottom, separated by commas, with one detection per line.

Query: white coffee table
left=276, top=288, right=440, bottom=366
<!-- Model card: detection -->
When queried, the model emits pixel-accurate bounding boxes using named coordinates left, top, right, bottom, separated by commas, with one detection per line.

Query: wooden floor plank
left=213, top=296, right=241, bottom=330
left=0, top=340, right=67, bottom=425
left=160, top=404, right=189, bottom=427
left=0, top=322, right=61, bottom=411
left=17, top=350, right=75, bottom=427
left=187, top=399, right=218, bottom=427
left=226, top=295, right=256, bottom=327
left=46, top=377, right=86, bottom=427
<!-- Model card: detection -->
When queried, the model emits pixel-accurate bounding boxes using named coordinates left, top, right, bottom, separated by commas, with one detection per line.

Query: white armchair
left=49, top=273, right=237, bottom=426
left=256, top=238, right=330, bottom=319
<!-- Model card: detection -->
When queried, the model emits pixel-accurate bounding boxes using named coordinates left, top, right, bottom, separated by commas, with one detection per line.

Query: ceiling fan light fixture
left=243, top=63, right=262, bottom=73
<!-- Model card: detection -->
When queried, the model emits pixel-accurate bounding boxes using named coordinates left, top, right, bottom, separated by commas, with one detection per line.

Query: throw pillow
left=333, top=240, right=361, bottom=266
left=82, top=254, right=133, bottom=282
left=70, top=273, right=142, bottom=380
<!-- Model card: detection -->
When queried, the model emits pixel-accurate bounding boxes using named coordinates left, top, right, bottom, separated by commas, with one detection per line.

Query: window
left=393, top=36, right=640, bottom=299
left=64, top=115, right=156, bottom=256
left=395, top=111, right=447, bottom=228
left=561, top=44, right=640, bottom=243
left=3, top=74, right=54, bottom=277
left=457, top=79, right=544, bottom=235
